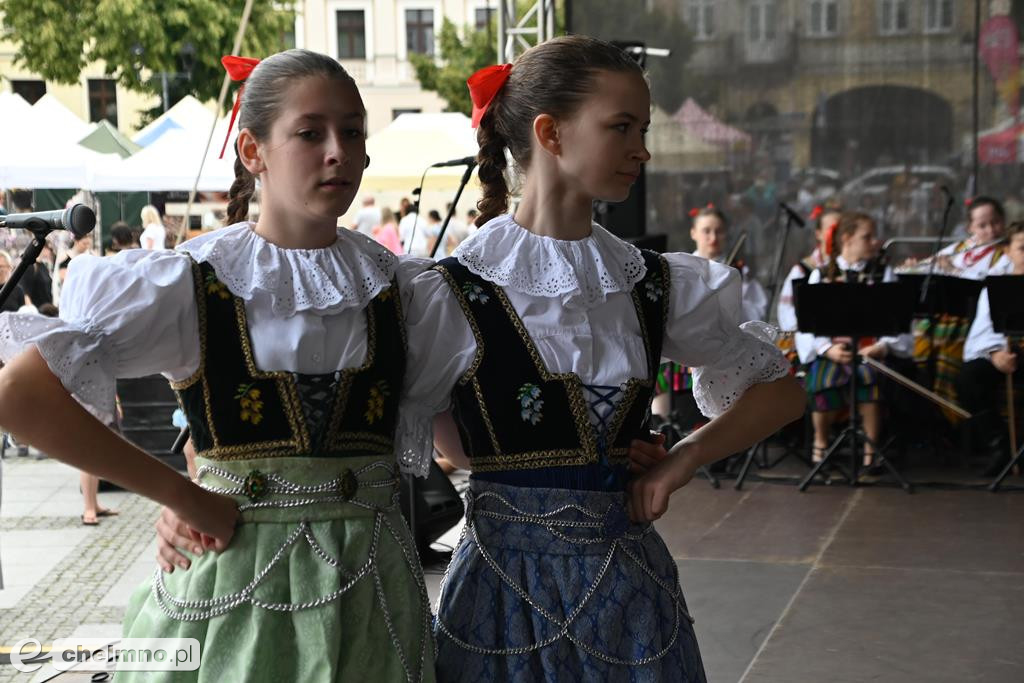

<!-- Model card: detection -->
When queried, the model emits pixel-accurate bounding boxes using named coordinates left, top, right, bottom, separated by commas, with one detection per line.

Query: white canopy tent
left=362, top=113, right=480, bottom=192
left=132, top=95, right=217, bottom=147
left=32, top=94, right=94, bottom=144
left=89, top=116, right=238, bottom=192
left=0, top=95, right=119, bottom=189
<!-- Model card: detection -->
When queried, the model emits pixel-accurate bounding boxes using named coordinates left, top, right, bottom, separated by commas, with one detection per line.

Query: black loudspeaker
left=595, top=167, right=646, bottom=239
left=399, top=458, right=464, bottom=560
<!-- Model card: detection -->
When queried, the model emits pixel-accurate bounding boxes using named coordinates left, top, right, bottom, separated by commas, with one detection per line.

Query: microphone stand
left=429, top=161, right=477, bottom=259
left=766, top=203, right=797, bottom=321
left=0, top=235, right=45, bottom=311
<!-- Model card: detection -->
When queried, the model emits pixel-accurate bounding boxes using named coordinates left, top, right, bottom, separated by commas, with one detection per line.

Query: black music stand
left=795, top=281, right=917, bottom=492
left=984, top=276, right=1024, bottom=492
left=898, top=274, right=985, bottom=320
left=733, top=425, right=811, bottom=490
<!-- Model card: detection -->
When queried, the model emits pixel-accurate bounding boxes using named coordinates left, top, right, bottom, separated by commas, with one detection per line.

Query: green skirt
left=118, top=455, right=435, bottom=682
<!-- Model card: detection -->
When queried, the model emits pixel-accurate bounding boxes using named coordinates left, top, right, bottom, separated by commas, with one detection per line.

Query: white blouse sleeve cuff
left=0, top=313, right=116, bottom=424
left=691, top=321, right=791, bottom=419
left=395, top=402, right=435, bottom=478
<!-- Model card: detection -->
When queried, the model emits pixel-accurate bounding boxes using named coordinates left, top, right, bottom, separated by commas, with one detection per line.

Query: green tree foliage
left=0, top=0, right=295, bottom=120
left=409, top=18, right=496, bottom=116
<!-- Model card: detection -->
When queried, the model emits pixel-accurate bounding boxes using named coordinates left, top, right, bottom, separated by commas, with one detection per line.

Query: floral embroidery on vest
left=518, top=383, right=544, bottom=425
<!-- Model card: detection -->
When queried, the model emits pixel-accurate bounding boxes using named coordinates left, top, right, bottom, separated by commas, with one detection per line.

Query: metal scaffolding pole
left=497, top=0, right=557, bottom=63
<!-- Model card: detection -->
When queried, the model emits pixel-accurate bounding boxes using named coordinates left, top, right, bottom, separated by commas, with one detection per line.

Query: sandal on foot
left=96, top=508, right=119, bottom=518
left=811, top=446, right=826, bottom=464
left=81, top=513, right=99, bottom=526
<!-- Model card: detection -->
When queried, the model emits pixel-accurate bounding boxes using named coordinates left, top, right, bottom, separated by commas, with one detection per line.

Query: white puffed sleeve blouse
left=0, top=222, right=433, bottom=475
left=395, top=214, right=790, bottom=468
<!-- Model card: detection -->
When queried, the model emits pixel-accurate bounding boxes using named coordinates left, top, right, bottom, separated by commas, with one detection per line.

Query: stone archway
left=810, top=85, right=953, bottom=176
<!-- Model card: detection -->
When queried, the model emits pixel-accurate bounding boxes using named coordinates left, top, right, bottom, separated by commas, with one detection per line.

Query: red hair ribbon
left=467, top=63, right=512, bottom=128
left=810, top=205, right=824, bottom=221
left=688, top=203, right=715, bottom=218
left=219, top=55, right=261, bottom=159
left=824, top=222, right=838, bottom=257
left=964, top=197, right=974, bottom=207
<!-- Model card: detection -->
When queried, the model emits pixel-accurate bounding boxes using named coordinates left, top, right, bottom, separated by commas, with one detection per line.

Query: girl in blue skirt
left=402, top=35, right=805, bottom=682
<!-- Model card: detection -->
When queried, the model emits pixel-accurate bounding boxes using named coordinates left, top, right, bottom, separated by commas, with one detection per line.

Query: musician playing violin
left=959, top=222, right=1024, bottom=475
left=796, top=212, right=914, bottom=469
left=689, top=204, right=768, bottom=321
left=903, top=197, right=1008, bottom=418
left=652, top=204, right=769, bottom=433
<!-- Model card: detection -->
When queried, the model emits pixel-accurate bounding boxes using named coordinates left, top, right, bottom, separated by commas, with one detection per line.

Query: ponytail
left=226, top=153, right=255, bottom=225
left=474, top=112, right=509, bottom=227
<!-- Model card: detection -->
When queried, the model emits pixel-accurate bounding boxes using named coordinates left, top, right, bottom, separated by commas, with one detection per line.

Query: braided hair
left=473, top=36, right=644, bottom=227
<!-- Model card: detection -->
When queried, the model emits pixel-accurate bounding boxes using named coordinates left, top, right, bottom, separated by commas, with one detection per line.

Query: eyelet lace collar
left=452, top=214, right=647, bottom=309
left=177, top=222, right=397, bottom=317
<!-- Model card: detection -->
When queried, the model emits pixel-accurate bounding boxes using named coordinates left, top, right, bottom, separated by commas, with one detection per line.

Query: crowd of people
left=350, top=195, right=478, bottom=257
left=671, top=193, right=1022, bottom=480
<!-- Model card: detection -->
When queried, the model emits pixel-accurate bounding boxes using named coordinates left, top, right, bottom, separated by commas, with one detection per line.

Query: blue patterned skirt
left=434, top=479, right=706, bottom=682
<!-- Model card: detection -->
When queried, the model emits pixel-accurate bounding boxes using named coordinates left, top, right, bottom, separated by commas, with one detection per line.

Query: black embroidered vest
left=171, top=261, right=406, bottom=461
left=434, top=250, right=668, bottom=472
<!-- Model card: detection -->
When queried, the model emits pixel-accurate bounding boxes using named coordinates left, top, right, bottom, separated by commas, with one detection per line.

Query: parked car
left=840, top=165, right=955, bottom=205
left=790, top=166, right=841, bottom=199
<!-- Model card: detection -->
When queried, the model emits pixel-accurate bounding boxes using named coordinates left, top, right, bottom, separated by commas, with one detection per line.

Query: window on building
left=879, top=0, right=909, bottom=35
left=392, top=107, right=422, bottom=119
left=924, top=0, right=953, bottom=33
left=475, top=6, right=495, bottom=31
left=280, top=25, right=296, bottom=51
left=11, top=80, right=46, bottom=105
left=336, top=9, right=366, bottom=59
left=406, top=9, right=435, bottom=56
left=686, top=0, right=716, bottom=40
left=807, top=0, right=838, bottom=37
left=748, top=0, right=777, bottom=42
left=87, top=79, right=118, bottom=127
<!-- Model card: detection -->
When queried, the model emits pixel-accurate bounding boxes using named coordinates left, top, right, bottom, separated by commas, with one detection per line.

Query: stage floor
left=3, top=451, right=1022, bottom=682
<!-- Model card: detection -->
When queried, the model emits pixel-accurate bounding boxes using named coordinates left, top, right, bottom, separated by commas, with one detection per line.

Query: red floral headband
left=219, top=55, right=261, bottom=159
left=809, top=205, right=824, bottom=221
left=467, top=63, right=512, bottom=128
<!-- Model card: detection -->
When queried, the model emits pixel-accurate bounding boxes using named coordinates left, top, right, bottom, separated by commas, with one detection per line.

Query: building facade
left=1, top=1, right=501, bottom=136
left=666, top=0, right=993, bottom=175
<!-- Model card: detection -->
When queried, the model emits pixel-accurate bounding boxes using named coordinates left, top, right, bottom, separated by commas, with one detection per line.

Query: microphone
left=0, top=204, right=96, bottom=239
left=430, top=156, right=477, bottom=168
left=940, top=185, right=955, bottom=208
left=778, top=202, right=806, bottom=228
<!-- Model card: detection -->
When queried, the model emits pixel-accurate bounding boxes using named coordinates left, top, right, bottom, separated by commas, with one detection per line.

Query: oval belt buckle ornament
left=243, top=470, right=267, bottom=500
left=338, top=468, right=358, bottom=501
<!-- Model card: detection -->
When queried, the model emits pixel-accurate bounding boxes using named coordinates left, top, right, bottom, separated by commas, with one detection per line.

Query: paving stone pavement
left=1, top=456, right=160, bottom=682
